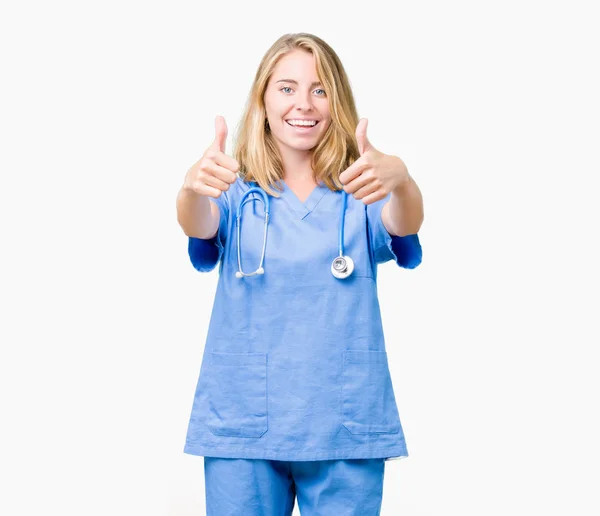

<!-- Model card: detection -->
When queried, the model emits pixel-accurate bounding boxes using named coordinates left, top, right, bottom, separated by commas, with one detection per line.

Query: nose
left=295, top=89, right=315, bottom=112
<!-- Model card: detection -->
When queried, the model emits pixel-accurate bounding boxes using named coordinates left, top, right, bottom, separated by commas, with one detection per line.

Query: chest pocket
left=206, top=352, right=268, bottom=438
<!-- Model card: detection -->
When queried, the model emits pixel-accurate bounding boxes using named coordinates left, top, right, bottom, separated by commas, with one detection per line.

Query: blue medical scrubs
left=183, top=177, right=422, bottom=462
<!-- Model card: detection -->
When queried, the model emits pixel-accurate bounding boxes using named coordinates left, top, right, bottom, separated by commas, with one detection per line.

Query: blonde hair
left=232, top=33, right=361, bottom=197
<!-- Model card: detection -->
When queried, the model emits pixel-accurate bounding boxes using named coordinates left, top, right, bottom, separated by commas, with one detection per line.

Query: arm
left=381, top=171, right=424, bottom=237
left=176, top=186, right=220, bottom=240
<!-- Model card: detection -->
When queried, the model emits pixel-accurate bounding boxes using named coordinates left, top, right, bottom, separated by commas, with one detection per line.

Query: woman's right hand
left=182, top=115, right=240, bottom=198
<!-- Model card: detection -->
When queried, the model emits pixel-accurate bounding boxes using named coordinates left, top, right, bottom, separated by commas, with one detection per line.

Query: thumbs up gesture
left=339, top=118, right=409, bottom=205
left=183, top=115, right=240, bottom=198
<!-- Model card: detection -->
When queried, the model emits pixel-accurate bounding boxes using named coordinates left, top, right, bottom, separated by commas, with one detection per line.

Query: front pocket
left=206, top=352, right=268, bottom=438
left=342, top=350, right=401, bottom=434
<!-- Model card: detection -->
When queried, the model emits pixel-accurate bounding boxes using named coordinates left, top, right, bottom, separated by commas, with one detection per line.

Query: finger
left=203, top=160, right=238, bottom=185
left=184, top=177, right=224, bottom=198
left=352, top=181, right=379, bottom=200
left=344, top=171, right=372, bottom=194
left=339, top=157, right=368, bottom=185
left=212, top=151, right=240, bottom=177
left=200, top=170, right=231, bottom=192
left=197, top=184, right=225, bottom=198
left=361, top=189, right=388, bottom=205
left=209, top=115, right=228, bottom=153
left=356, top=118, right=369, bottom=156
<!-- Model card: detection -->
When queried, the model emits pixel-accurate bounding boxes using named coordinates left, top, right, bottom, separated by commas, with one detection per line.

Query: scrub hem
left=184, top=442, right=408, bottom=462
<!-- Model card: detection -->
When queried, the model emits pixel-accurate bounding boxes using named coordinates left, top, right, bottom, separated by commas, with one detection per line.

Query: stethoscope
left=235, top=186, right=354, bottom=280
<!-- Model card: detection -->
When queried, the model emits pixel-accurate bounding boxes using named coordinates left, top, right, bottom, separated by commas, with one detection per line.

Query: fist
left=183, top=115, right=240, bottom=198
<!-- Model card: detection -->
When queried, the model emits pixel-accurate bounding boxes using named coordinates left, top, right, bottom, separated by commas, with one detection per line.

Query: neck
left=279, top=148, right=315, bottom=184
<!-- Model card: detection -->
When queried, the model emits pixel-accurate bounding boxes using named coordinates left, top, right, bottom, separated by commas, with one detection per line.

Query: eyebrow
left=275, top=79, right=323, bottom=87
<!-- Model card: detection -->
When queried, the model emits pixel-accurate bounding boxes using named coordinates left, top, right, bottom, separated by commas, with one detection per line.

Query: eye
left=279, top=86, right=327, bottom=96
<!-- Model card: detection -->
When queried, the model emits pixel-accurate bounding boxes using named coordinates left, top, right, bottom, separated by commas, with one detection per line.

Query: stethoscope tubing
left=235, top=185, right=352, bottom=279
left=236, top=188, right=269, bottom=278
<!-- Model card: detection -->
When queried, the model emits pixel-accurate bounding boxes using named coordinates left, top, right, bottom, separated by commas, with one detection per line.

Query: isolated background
left=2, top=0, right=599, bottom=514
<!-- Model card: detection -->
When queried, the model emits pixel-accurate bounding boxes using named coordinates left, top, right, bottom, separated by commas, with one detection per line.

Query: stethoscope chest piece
left=331, top=254, right=354, bottom=279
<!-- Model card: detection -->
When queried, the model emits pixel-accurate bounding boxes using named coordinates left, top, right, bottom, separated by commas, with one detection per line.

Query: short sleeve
left=188, top=192, right=230, bottom=273
left=366, top=193, right=422, bottom=269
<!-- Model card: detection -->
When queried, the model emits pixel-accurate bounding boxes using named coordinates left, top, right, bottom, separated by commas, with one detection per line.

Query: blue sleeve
left=366, top=193, right=422, bottom=269
left=188, top=192, right=230, bottom=273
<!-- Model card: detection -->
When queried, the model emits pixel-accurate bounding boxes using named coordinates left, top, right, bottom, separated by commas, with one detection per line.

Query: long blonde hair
left=232, top=33, right=361, bottom=197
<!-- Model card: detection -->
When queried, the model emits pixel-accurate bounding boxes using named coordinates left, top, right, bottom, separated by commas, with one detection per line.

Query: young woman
left=176, top=32, right=424, bottom=515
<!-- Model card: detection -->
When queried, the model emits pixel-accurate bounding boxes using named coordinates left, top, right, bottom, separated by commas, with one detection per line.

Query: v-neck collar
left=279, top=180, right=329, bottom=220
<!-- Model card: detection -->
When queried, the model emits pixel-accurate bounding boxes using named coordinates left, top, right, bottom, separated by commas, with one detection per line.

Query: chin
left=289, top=142, right=319, bottom=151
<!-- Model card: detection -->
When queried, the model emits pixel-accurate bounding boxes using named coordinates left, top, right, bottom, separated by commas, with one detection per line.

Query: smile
left=286, top=120, right=319, bottom=132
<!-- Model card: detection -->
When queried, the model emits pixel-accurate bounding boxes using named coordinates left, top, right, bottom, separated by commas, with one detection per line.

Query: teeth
left=287, top=120, right=317, bottom=127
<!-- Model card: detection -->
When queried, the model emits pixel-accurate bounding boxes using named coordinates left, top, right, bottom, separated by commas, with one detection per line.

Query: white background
left=1, top=0, right=599, bottom=514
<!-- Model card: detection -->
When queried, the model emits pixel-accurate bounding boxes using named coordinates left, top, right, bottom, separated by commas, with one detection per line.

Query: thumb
left=211, top=115, right=228, bottom=153
left=355, top=118, right=372, bottom=156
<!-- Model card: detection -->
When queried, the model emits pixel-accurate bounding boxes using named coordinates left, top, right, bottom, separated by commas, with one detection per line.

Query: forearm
left=382, top=172, right=424, bottom=236
left=176, top=186, right=219, bottom=239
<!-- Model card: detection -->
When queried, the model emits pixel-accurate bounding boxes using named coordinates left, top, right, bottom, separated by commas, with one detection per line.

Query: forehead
left=270, top=50, right=319, bottom=82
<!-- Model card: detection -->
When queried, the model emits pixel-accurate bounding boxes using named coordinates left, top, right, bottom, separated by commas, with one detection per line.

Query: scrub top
left=183, top=176, right=422, bottom=462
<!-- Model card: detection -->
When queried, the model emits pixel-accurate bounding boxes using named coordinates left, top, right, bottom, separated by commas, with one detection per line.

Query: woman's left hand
left=339, top=118, right=410, bottom=205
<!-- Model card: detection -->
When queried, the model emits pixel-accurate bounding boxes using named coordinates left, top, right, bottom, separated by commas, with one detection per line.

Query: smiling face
left=264, top=49, right=331, bottom=158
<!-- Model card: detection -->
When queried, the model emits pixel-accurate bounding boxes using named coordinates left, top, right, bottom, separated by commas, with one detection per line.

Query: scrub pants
left=204, top=457, right=386, bottom=516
